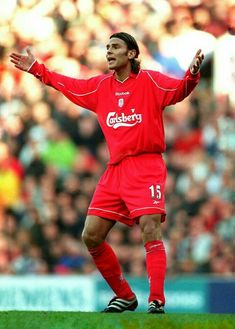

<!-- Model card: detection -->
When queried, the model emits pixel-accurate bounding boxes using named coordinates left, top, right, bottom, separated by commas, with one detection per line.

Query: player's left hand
left=189, top=49, right=204, bottom=75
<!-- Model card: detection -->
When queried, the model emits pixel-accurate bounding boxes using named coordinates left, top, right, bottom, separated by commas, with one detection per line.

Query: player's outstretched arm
left=189, top=49, right=204, bottom=75
left=10, top=47, right=36, bottom=72
left=10, top=47, right=99, bottom=111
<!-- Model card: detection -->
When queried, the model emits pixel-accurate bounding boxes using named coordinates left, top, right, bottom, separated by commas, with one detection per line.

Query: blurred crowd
left=0, top=0, right=235, bottom=277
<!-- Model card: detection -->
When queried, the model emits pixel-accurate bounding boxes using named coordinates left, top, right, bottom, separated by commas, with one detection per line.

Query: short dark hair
left=110, top=32, right=140, bottom=74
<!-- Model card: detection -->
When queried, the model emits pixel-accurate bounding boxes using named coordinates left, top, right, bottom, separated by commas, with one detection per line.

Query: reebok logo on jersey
left=106, top=109, right=142, bottom=129
left=115, top=92, right=130, bottom=96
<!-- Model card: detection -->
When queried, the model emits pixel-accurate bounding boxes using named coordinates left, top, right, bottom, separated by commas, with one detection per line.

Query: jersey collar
left=113, top=71, right=138, bottom=83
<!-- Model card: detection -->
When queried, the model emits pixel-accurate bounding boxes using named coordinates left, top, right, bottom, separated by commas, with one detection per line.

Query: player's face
left=106, top=38, right=132, bottom=71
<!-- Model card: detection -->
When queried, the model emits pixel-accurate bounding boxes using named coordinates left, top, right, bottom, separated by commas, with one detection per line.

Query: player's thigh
left=122, top=154, right=167, bottom=219
left=82, top=215, right=115, bottom=247
left=88, top=164, right=130, bottom=224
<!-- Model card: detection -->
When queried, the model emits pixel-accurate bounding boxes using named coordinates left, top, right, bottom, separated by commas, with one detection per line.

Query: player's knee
left=82, top=215, right=114, bottom=248
left=82, top=227, right=103, bottom=248
left=139, top=214, right=162, bottom=242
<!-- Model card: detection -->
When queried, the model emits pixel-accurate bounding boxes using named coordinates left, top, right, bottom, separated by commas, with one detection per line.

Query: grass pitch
left=1, top=311, right=234, bottom=329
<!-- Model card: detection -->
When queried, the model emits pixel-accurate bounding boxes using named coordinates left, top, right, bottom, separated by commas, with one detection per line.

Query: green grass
left=1, top=312, right=235, bottom=329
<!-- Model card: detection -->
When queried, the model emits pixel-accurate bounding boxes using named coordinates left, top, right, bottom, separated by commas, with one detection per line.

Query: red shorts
left=88, top=153, right=167, bottom=226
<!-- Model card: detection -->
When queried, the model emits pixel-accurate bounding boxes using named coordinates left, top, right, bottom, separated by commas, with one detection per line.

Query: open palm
left=10, top=48, right=36, bottom=71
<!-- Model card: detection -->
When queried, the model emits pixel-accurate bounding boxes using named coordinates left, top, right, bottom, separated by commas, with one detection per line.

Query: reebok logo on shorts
left=153, top=200, right=160, bottom=204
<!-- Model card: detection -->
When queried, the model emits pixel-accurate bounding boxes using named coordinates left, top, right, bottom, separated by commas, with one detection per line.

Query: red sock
left=145, top=240, right=166, bottom=304
left=88, top=242, right=135, bottom=300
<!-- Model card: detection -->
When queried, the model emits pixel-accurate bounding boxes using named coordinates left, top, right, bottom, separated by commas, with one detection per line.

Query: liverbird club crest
left=118, top=98, right=124, bottom=108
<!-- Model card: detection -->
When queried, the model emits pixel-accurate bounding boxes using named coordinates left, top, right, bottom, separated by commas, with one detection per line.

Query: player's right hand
left=10, top=47, right=36, bottom=71
left=189, top=49, right=204, bottom=75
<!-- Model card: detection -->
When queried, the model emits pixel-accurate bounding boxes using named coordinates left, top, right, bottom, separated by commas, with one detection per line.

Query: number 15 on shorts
left=149, top=184, right=162, bottom=199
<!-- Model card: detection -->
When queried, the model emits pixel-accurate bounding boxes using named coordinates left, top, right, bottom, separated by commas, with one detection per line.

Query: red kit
left=29, top=62, right=200, bottom=224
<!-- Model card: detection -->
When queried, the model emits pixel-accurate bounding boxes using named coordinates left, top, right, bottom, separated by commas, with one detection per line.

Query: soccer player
left=10, top=32, right=204, bottom=314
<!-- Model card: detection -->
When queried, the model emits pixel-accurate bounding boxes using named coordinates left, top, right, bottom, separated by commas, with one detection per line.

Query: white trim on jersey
left=57, top=75, right=112, bottom=97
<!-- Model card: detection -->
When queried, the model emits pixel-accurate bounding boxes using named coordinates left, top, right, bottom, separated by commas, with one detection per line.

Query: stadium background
left=0, top=0, right=234, bottom=313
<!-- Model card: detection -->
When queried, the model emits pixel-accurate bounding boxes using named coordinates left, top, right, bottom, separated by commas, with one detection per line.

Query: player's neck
left=114, top=67, right=132, bottom=82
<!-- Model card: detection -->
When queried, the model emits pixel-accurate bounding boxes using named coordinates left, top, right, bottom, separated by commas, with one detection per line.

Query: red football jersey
left=29, top=62, right=200, bottom=164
